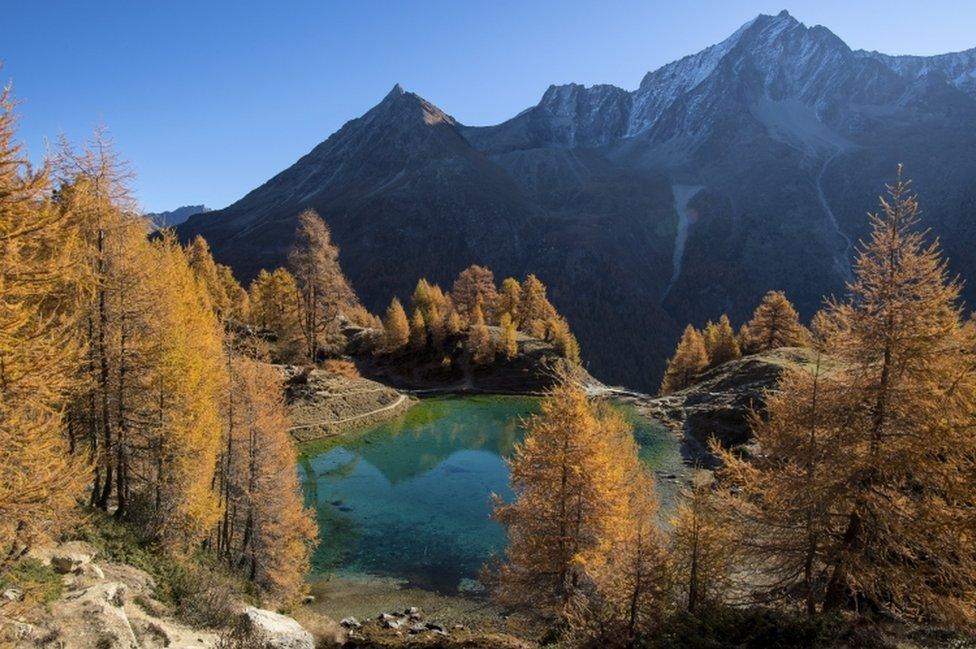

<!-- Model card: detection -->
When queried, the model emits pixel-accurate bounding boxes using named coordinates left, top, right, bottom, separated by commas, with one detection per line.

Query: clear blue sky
left=5, top=0, right=974, bottom=212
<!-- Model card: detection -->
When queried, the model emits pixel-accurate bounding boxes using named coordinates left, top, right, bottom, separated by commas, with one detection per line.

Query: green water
left=298, top=395, right=681, bottom=595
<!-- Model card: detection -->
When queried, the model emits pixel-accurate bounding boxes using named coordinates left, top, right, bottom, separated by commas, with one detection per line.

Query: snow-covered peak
left=856, top=47, right=976, bottom=98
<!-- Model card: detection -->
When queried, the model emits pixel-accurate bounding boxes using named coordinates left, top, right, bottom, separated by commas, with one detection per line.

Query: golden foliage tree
left=409, top=308, right=427, bottom=351
left=186, top=235, right=230, bottom=316
left=248, top=267, right=302, bottom=360
left=492, top=378, right=634, bottom=616
left=659, top=325, right=709, bottom=395
left=288, top=209, right=356, bottom=363
left=214, top=358, right=316, bottom=602
left=497, top=277, right=522, bottom=323
left=703, top=314, right=740, bottom=367
left=740, top=290, right=808, bottom=354
left=452, top=265, right=498, bottom=325
left=714, top=355, right=842, bottom=614
left=382, top=297, right=409, bottom=352
left=0, top=88, right=87, bottom=565
left=670, top=470, right=736, bottom=615
left=519, top=274, right=557, bottom=338
left=580, top=456, right=670, bottom=645
left=816, top=171, right=976, bottom=626
left=467, top=303, right=494, bottom=366
left=498, top=312, right=518, bottom=360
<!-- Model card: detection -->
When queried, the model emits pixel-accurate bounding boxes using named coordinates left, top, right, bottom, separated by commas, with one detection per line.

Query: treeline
left=492, top=169, right=976, bottom=646
left=0, top=92, right=313, bottom=603
left=245, top=247, right=579, bottom=368
left=379, top=267, right=580, bottom=365
left=660, top=289, right=810, bottom=394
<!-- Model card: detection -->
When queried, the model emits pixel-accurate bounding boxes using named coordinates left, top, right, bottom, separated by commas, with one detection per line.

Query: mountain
left=177, top=10, right=976, bottom=391
left=147, top=204, right=210, bottom=228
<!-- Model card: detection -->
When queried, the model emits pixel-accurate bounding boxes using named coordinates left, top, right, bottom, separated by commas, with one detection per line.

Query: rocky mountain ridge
left=178, top=10, right=976, bottom=391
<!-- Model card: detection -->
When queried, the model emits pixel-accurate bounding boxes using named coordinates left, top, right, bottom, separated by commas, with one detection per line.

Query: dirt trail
left=288, top=394, right=409, bottom=432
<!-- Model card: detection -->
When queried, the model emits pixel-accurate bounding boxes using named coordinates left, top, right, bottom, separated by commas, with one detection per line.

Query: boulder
left=51, top=551, right=93, bottom=574
left=339, top=617, right=361, bottom=629
left=239, top=607, right=314, bottom=649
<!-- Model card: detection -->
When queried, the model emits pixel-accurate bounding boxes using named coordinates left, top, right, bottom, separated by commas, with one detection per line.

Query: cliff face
left=178, top=11, right=976, bottom=392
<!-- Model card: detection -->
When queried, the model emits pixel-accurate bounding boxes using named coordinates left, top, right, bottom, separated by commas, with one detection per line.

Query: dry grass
left=322, top=359, right=360, bottom=379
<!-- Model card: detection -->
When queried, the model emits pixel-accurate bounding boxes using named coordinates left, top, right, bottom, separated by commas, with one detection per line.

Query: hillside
left=177, top=10, right=976, bottom=392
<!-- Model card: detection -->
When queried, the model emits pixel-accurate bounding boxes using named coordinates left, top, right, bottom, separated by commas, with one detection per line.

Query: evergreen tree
left=741, top=290, right=808, bottom=353
left=659, top=325, right=709, bottom=395
left=382, top=298, right=409, bottom=352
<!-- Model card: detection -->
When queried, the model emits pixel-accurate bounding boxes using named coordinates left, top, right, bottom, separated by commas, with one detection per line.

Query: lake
left=298, top=395, right=682, bottom=595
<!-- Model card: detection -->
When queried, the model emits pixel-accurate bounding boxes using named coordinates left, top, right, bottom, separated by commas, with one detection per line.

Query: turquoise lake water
left=298, top=395, right=682, bottom=595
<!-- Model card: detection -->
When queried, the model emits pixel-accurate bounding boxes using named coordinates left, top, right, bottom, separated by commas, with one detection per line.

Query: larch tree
left=451, top=265, right=499, bottom=325
left=703, top=314, right=740, bottom=367
left=409, top=308, right=427, bottom=351
left=382, top=297, right=409, bottom=352
left=248, top=267, right=302, bottom=361
left=215, top=357, right=316, bottom=603
left=186, top=235, right=230, bottom=317
left=670, top=470, right=737, bottom=615
left=217, top=263, right=249, bottom=322
left=0, top=88, right=87, bottom=566
left=581, top=442, right=671, bottom=645
left=740, top=290, right=808, bottom=354
left=713, top=355, right=843, bottom=614
left=496, top=277, right=522, bottom=323
left=811, top=170, right=976, bottom=628
left=659, top=325, right=709, bottom=395
left=519, top=274, right=558, bottom=339
left=288, top=209, right=356, bottom=363
left=498, top=312, right=519, bottom=360
left=467, top=303, right=494, bottom=365
left=491, top=377, right=634, bottom=618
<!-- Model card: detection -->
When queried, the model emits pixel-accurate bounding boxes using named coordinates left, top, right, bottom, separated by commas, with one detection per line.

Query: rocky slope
left=280, top=364, right=414, bottom=443
left=0, top=541, right=322, bottom=648
left=178, top=10, right=976, bottom=392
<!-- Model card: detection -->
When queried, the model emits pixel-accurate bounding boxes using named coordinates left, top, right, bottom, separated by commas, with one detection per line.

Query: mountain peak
left=385, top=83, right=406, bottom=100
left=776, top=9, right=792, bottom=19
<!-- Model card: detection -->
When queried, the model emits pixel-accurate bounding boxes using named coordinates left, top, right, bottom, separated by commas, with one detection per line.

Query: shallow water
left=298, top=395, right=681, bottom=595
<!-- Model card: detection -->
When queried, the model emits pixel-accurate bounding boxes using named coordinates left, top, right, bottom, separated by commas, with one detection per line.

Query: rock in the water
left=340, top=617, right=361, bottom=629
left=409, top=623, right=427, bottom=634
left=302, top=594, right=315, bottom=604
left=457, top=577, right=485, bottom=594
left=239, top=607, right=314, bottom=649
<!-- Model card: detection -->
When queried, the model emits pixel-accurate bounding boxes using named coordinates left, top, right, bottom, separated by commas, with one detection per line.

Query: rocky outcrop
left=1, top=542, right=321, bottom=649
left=621, top=347, right=819, bottom=463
